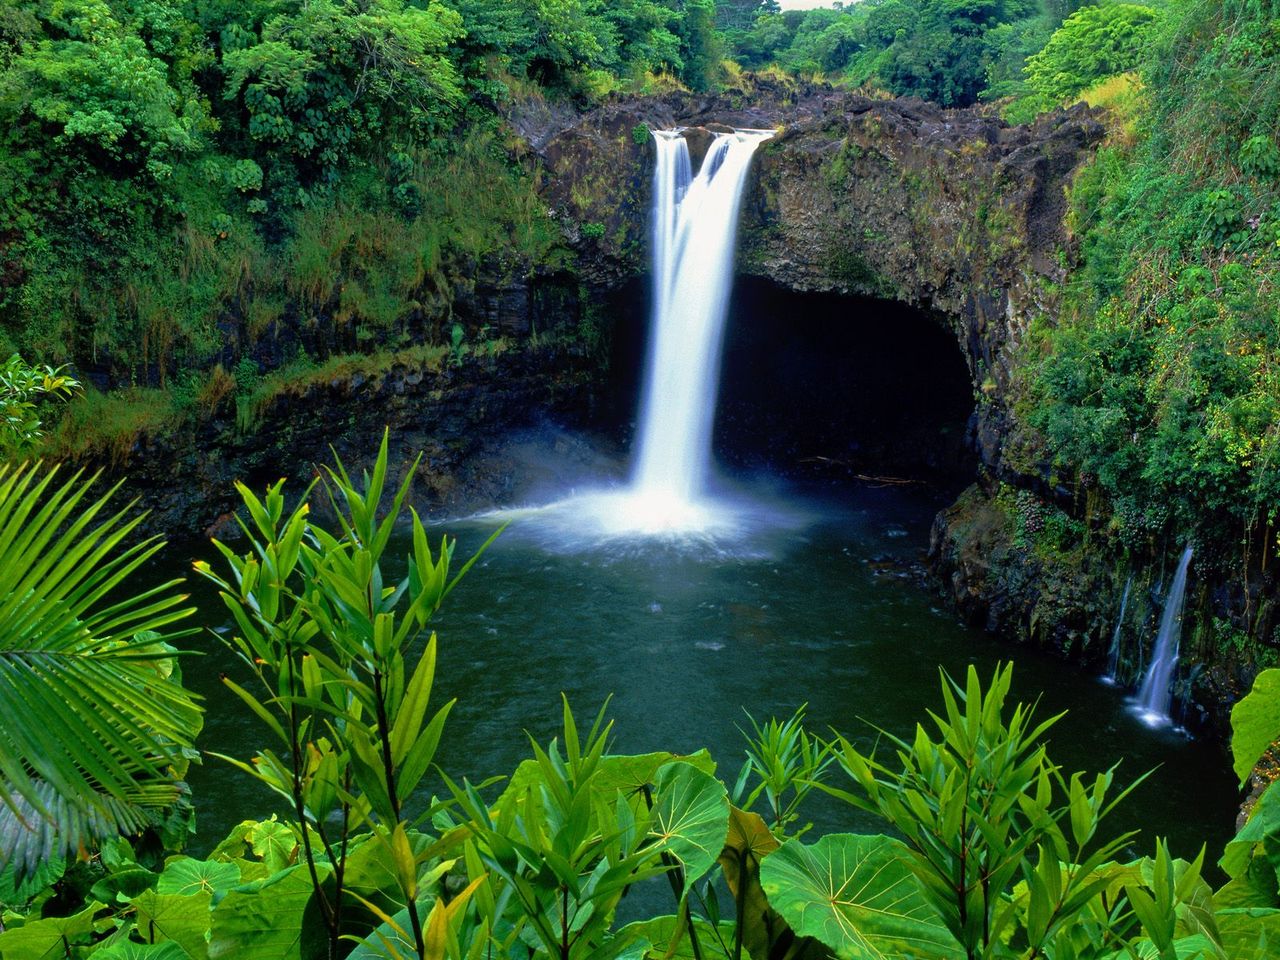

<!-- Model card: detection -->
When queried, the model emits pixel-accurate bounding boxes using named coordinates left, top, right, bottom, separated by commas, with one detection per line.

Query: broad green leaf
left=0, top=901, right=103, bottom=959
left=208, top=864, right=328, bottom=960
left=1232, top=670, right=1280, bottom=785
left=129, top=889, right=213, bottom=959
left=497, top=751, right=713, bottom=811
left=94, top=942, right=191, bottom=959
left=89, top=864, right=160, bottom=903
left=1216, top=908, right=1280, bottom=959
left=760, top=833, right=963, bottom=960
left=207, top=821, right=255, bottom=861
left=157, top=857, right=243, bottom=898
left=650, top=761, right=730, bottom=888
left=1214, top=866, right=1279, bottom=911
left=344, top=830, right=438, bottom=901
left=615, top=914, right=736, bottom=959
left=248, top=819, right=297, bottom=873
left=718, top=805, right=781, bottom=960
left=1221, top=781, right=1280, bottom=880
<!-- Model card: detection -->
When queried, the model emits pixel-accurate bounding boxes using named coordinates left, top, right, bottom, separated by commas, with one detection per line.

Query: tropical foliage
left=721, top=1, right=1099, bottom=107
left=1022, top=0, right=1280, bottom=577
left=1, top=438, right=1276, bottom=960
left=0, top=355, right=80, bottom=448
left=191, top=429, right=500, bottom=959
left=1024, top=3, right=1157, bottom=104
left=0, top=461, right=200, bottom=878
left=0, top=0, right=718, bottom=397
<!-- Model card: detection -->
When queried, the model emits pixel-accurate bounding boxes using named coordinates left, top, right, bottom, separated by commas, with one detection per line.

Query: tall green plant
left=195, top=430, right=499, bottom=960
left=822, top=663, right=1148, bottom=959
left=732, top=704, right=833, bottom=836
left=0, top=461, right=200, bottom=875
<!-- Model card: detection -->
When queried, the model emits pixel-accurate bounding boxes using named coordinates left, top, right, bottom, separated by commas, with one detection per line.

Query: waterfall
left=623, top=127, right=774, bottom=532
left=1102, top=574, right=1133, bottom=683
left=1136, top=545, right=1193, bottom=726
left=482, top=125, right=779, bottom=546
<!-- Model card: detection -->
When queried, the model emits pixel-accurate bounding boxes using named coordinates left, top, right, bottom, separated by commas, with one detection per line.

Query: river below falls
left=174, top=478, right=1238, bottom=868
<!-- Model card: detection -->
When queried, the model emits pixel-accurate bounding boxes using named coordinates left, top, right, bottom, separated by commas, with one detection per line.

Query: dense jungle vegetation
left=2, top=446, right=1280, bottom=959
left=4, top=1, right=1280, bottom=956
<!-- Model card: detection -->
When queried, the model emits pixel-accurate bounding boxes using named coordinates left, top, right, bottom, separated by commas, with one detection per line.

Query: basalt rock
left=119, top=340, right=600, bottom=544
left=530, top=88, right=1258, bottom=733
left=86, top=254, right=603, bottom=539
left=532, top=89, right=1105, bottom=484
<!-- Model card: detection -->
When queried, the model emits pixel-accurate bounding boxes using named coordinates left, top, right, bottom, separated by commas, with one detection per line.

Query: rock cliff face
left=533, top=89, right=1256, bottom=731
left=533, top=88, right=1105, bottom=474
left=91, top=260, right=605, bottom=539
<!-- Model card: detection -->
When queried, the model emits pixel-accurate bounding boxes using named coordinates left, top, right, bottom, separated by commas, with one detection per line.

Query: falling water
left=1136, top=545, right=1194, bottom=726
left=624, top=128, right=775, bottom=532
left=477, top=126, right=783, bottom=547
left=1102, top=574, right=1133, bottom=683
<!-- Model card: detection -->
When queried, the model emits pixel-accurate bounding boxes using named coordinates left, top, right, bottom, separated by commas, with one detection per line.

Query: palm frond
left=0, top=461, right=202, bottom=875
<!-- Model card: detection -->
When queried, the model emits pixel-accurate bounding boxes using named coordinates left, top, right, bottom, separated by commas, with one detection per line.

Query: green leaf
left=248, top=819, right=297, bottom=873
left=760, top=833, right=963, bottom=960
left=129, top=889, right=213, bottom=959
left=1216, top=908, right=1280, bottom=960
left=208, top=864, right=328, bottom=960
left=157, top=857, right=243, bottom=898
left=89, top=864, right=160, bottom=903
left=0, top=901, right=104, bottom=959
left=1221, top=781, right=1280, bottom=880
left=94, top=941, right=192, bottom=959
left=1231, top=670, right=1280, bottom=785
left=389, top=634, right=438, bottom=766
left=614, top=914, right=735, bottom=959
left=497, top=751, right=713, bottom=811
left=650, top=760, right=730, bottom=889
left=0, top=462, right=201, bottom=872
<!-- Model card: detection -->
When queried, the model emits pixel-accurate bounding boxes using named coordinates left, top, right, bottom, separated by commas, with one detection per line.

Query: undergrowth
left=1022, top=0, right=1280, bottom=587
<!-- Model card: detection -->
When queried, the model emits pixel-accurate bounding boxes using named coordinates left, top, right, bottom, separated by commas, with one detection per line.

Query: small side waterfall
left=624, top=127, right=774, bottom=532
left=1102, top=574, right=1133, bottom=683
left=1136, top=545, right=1194, bottom=726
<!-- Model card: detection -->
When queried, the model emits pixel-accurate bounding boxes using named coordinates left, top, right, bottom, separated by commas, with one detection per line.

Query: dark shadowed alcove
left=602, top=275, right=978, bottom=488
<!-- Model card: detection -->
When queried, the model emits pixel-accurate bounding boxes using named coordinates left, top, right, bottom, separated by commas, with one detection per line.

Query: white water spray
left=1136, top=545, right=1193, bottom=726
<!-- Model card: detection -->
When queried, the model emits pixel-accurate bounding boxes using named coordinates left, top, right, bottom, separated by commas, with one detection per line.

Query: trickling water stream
left=1136, top=545, right=1194, bottom=726
left=1103, top=574, right=1133, bottom=683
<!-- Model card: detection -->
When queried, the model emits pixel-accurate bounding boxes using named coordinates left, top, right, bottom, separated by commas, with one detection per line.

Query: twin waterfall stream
left=504, top=127, right=776, bottom=542
left=629, top=129, right=774, bottom=530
